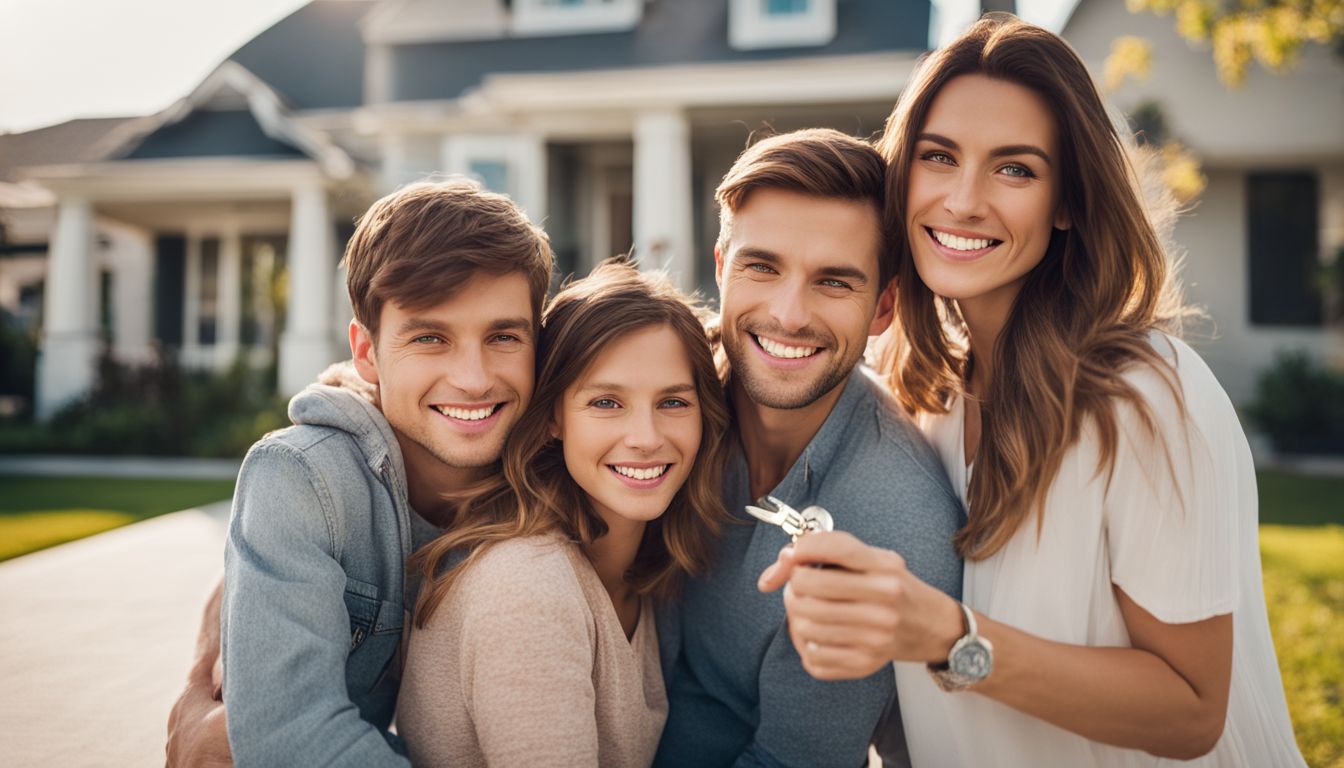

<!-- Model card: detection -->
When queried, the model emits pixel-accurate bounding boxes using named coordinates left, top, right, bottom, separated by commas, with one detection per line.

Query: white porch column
left=279, top=182, right=336, bottom=395
left=215, top=227, right=243, bottom=367
left=36, top=198, right=99, bottom=420
left=633, top=109, right=694, bottom=291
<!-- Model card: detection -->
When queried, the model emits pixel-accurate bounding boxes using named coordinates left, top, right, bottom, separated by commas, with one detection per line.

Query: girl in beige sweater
left=397, top=260, right=730, bottom=767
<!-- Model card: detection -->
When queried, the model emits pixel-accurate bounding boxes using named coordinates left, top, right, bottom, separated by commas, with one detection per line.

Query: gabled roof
left=0, top=117, right=137, bottom=182
left=96, top=62, right=356, bottom=178
left=227, top=0, right=375, bottom=111
left=386, top=0, right=930, bottom=102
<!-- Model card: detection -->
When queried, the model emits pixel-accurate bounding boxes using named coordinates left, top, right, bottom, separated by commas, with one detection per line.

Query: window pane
left=1247, top=172, right=1322, bottom=327
left=469, top=160, right=511, bottom=196
left=764, top=0, right=809, bottom=15
left=199, top=237, right=219, bottom=346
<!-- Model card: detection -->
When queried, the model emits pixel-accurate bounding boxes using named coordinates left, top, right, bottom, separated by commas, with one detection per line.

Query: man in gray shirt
left=655, top=129, right=964, bottom=767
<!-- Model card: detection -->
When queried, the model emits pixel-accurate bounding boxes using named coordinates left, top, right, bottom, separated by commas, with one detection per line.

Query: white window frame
left=729, top=0, right=836, bottom=51
left=441, top=135, right=547, bottom=224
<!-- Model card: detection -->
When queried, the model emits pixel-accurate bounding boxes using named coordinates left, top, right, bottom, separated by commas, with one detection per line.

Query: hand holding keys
left=745, top=495, right=834, bottom=543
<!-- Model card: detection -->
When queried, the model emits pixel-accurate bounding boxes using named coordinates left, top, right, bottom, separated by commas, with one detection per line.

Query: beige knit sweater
left=396, top=533, right=667, bottom=767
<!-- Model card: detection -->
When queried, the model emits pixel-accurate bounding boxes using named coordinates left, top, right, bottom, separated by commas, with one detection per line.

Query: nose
left=768, top=277, right=812, bottom=334
left=943, top=169, right=988, bottom=222
left=448, top=343, right=493, bottom=399
left=623, top=407, right=665, bottom=453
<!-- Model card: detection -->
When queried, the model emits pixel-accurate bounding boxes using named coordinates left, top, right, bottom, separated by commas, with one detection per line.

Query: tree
left=1113, top=0, right=1344, bottom=87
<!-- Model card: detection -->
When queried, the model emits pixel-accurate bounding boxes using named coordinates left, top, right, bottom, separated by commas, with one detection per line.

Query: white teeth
left=756, top=335, right=818, bottom=360
left=436, top=405, right=496, bottom=421
left=611, top=464, right=669, bottom=481
left=932, top=229, right=994, bottom=251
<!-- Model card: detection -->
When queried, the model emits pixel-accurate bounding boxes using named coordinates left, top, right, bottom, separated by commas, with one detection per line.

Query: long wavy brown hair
left=411, top=259, right=731, bottom=627
left=875, top=15, right=1193, bottom=560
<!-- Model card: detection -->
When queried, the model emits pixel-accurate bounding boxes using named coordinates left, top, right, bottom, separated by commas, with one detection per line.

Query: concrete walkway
left=0, top=455, right=242, bottom=480
left=0, top=501, right=230, bottom=767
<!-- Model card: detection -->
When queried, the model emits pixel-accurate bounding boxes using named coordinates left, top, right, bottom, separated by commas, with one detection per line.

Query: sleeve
left=738, top=622, right=895, bottom=768
left=1105, top=353, right=1243, bottom=624
left=458, top=546, right=600, bottom=765
left=221, top=443, right=410, bottom=768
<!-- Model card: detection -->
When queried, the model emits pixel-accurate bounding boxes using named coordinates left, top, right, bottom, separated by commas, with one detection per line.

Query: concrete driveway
left=0, top=501, right=229, bottom=767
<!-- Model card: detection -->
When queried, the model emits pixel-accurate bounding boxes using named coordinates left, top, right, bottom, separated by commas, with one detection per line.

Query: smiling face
left=716, top=187, right=893, bottom=411
left=352, top=271, right=536, bottom=482
left=553, top=324, right=702, bottom=533
left=907, top=73, right=1069, bottom=320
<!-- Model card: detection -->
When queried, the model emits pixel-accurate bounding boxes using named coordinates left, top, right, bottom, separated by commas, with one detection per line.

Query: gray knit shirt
left=655, top=364, right=965, bottom=768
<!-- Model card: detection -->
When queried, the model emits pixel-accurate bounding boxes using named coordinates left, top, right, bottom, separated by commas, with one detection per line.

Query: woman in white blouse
left=759, top=16, right=1304, bottom=767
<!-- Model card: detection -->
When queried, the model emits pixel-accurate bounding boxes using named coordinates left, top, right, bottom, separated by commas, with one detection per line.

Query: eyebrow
left=576, top=383, right=697, bottom=396
left=733, top=247, right=872, bottom=287
left=395, top=315, right=533, bottom=337
left=917, top=132, right=1052, bottom=165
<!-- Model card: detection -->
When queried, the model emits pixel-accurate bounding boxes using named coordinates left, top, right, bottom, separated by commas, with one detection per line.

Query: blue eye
left=659, top=397, right=692, bottom=409
left=818, top=278, right=852, bottom=290
left=1000, top=163, right=1035, bottom=179
left=922, top=150, right=955, bottom=165
left=591, top=398, right=620, bottom=409
left=746, top=263, right=776, bottom=274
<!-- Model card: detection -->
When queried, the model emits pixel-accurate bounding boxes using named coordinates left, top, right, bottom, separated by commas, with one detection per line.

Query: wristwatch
left=926, top=601, right=993, bottom=692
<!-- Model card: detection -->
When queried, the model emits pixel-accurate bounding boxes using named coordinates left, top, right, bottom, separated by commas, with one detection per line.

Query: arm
left=221, top=444, right=409, bottom=768
left=759, top=533, right=1232, bottom=760
left=166, top=578, right=231, bottom=767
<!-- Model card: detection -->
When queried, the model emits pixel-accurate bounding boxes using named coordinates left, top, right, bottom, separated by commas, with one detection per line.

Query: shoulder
left=459, top=534, right=586, bottom=606
left=841, top=366, right=959, bottom=503
left=1115, top=332, right=1237, bottom=436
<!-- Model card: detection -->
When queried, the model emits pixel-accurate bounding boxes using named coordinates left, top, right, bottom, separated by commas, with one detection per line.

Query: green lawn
left=0, top=475, right=235, bottom=562
left=0, top=470, right=1339, bottom=763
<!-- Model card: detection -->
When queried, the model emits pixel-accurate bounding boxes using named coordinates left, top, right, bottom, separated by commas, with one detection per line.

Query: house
left=1060, top=0, right=1344, bottom=403
left=0, top=0, right=932, bottom=419
left=5, top=0, right=1339, bottom=420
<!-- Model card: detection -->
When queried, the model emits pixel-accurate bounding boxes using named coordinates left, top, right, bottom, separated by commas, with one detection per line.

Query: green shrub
left=1247, top=350, right=1344, bottom=455
left=0, top=350, right=291, bottom=458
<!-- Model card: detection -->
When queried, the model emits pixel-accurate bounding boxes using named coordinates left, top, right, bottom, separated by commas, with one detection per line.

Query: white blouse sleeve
left=1104, top=336, right=1246, bottom=624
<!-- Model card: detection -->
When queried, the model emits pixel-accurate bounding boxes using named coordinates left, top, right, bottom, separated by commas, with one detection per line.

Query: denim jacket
left=221, top=381, right=414, bottom=767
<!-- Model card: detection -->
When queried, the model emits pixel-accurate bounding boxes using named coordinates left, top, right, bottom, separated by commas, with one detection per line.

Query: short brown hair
left=715, top=128, right=892, bottom=286
left=411, top=258, right=731, bottom=626
left=343, top=178, right=554, bottom=336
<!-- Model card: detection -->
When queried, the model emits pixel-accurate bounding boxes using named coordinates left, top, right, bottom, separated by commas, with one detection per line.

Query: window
left=765, top=0, right=808, bottom=15
left=1247, top=172, right=1322, bottom=326
left=511, top=0, right=640, bottom=36
left=730, top=0, right=834, bottom=50
left=469, top=160, right=511, bottom=195
left=198, top=237, right=220, bottom=345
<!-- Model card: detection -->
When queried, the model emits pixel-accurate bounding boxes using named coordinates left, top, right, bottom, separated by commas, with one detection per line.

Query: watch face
left=952, top=641, right=992, bottom=679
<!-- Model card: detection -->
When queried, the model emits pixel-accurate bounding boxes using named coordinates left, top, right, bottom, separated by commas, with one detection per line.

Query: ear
left=350, top=320, right=380, bottom=385
left=713, top=242, right=725, bottom=289
left=1053, top=205, right=1071, bottom=231
left=868, top=279, right=898, bottom=336
left=548, top=413, right=561, bottom=441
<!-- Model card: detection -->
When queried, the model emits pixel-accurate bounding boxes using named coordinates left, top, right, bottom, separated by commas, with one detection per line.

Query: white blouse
left=895, top=333, right=1304, bottom=767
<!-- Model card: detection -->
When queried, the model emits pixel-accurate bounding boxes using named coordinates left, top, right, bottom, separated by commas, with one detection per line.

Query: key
left=745, top=495, right=834, bottom=543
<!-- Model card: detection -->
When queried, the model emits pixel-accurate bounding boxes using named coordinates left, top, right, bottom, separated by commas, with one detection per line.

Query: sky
left=0, top=0, right=1075, bottom=135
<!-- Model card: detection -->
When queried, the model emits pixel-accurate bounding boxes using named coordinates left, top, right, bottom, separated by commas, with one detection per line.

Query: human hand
left=757, top=531, right=964, bottom=680
left=166, top=578, right=232, bottom=766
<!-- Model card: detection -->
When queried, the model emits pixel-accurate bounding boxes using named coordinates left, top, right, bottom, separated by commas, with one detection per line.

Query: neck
left=731, top=375, right=845, bottom=500
left=395, top=432, right=491, bottom=528
left=958, top=286, right=1020, bottom=397
left=585, top=514, right=645, bottom=605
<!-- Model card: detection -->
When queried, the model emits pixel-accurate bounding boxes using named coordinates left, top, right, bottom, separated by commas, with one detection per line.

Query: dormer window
left=730, top=0, right=836, bottom=50
left=510, top=0, right=643, bottom=37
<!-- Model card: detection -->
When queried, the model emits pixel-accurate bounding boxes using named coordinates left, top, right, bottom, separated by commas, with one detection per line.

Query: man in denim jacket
left=166, top=180, right=552, bottom=766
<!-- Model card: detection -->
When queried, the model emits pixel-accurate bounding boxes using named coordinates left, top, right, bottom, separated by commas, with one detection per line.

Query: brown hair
left=411, top=258, right=731, bottom=627
left=343, top=178, right=553, bottom=337
left=716, top=128, right=895, bottom=287
left=875, top=15, right=1191, bottom=560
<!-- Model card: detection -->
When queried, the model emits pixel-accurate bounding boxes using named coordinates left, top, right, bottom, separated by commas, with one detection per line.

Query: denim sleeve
left=221, top=443, right=410, bottom=768
left=733, top=622, right=893, bottom=768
